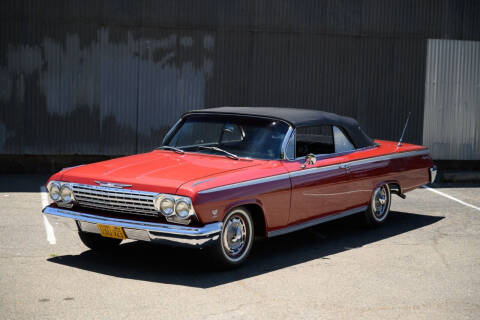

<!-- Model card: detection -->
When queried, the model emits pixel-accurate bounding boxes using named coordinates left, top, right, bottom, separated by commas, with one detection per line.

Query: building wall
left=1, top=0, right=479, bottom=158
left=423, top=39, right=480, bottom=160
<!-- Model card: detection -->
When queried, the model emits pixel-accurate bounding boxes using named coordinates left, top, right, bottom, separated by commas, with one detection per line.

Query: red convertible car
left=43, top=107, right=437, bottom=267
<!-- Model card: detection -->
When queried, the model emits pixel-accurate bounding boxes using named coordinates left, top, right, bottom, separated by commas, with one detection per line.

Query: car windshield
left=164, top=115, right=290, bottom=160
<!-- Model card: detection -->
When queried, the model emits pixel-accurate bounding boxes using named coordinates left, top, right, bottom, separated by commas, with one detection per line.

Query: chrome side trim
left=290, top=149, right=430, bottom=178
left=346, top=149, right=429, bottom=168
left=289, top=163, right=342, bottom=178
left=43, top=206, right=222, bottom=248
left=198, top=173, right=291, bottom=194
left=198, top=149, right=429, bottom=194
left=268, top=205, right=368, bottom=238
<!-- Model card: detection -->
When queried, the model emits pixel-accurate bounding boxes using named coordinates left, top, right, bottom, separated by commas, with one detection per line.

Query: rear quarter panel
left=345, top=140, right=433, bottom=208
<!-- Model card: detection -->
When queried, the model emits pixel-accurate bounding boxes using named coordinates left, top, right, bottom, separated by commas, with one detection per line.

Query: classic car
left=43, top=107, right=437, bottom=268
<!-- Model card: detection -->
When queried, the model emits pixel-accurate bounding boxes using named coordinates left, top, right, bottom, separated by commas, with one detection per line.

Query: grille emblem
left=94, top=181, right=132, bottom=188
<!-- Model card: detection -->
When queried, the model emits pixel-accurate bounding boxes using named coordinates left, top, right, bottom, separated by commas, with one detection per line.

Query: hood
left=59, top=150, right=261, bottom=194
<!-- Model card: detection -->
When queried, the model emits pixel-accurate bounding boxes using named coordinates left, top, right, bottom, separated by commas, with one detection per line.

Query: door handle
left=339, top=164, right=350, bottom=170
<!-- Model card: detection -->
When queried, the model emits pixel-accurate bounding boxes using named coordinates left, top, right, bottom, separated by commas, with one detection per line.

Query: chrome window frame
left=280, top=126, right=295, bottom=160
left=283, top=128, right=296, bottom=160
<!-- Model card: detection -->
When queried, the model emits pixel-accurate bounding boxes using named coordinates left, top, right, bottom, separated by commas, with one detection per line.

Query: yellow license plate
left=97, top=224, right=126, bottom=240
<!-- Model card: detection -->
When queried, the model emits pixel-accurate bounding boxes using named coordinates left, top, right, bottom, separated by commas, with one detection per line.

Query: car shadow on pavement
left=48, top=211, right=443, bottom=288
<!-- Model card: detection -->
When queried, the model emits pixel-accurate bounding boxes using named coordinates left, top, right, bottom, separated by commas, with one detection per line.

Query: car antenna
left=397, top=111, right=411, bottom=147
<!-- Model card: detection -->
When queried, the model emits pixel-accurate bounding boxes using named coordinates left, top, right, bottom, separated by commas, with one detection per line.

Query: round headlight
left=175, top=199, right=191, bottom=219
left=154, top=195, right=175, bottom=216
left=60, top=184, right=74, bottom=203
left=160, top=197, right=175, bottom=216
left=48, top=182, right=61, bottom=202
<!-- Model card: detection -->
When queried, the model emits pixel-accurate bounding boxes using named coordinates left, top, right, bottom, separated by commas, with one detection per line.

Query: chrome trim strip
left=268, top=205, right=368, bottom=238
left=290, top=149, right=429, bottom=178
left=192, top=178, right=216, bottom=187
left=289, top=164, right=342, bottom=178
left=94, top=181, right=132, bottom=188
left=198, top=173, right=291, bottom=194
left=346, top=149, right=429, bottom=168
left=198, top=149, right=430, bottom=194
left=43, top=206, right=222, bottom=248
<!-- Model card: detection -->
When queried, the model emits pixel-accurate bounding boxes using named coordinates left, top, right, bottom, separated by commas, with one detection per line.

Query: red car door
left=282, top=125, right=354, bottom=225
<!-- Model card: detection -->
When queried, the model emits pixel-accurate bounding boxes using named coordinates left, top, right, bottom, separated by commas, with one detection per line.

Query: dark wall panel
left=1, top=0, right=479, bottom=156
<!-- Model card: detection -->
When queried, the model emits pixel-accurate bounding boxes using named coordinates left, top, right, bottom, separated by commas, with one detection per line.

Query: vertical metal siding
left=423, top=39, right=480, bottom=160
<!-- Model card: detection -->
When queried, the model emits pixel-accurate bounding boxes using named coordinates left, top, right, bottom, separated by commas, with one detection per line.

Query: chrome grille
left=72, top=184, right=158, bottom=216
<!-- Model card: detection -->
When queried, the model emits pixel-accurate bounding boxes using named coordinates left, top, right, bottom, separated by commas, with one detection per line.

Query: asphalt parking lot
left=1, top=175, right=479, bottom=319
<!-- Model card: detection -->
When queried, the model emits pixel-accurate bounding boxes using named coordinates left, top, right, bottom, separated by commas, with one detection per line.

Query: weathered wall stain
left=1, top=25, right=214, bottom=154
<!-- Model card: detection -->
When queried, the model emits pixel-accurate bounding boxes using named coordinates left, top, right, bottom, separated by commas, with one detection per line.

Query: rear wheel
left=78, top=231, right=122, bottom=251
left=365, top=184, right=391, bottom=226
left=208, top=207, right=254, bottom=269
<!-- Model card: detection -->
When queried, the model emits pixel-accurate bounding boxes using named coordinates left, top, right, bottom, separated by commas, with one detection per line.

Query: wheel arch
left=242, top=203, right=267, bottom=238
left=224, top=200, right=267, bottom=238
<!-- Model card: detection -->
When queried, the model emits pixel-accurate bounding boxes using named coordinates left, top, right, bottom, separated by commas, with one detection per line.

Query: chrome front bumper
left=429, top=166, right=438, bottom=183
left=43, top=206, right=222, bottom=248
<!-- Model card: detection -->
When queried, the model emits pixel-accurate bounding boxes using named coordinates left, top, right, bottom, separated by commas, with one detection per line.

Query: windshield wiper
left=156, top=146, right=185, bottom=154
left=198, top=146, right=239, bottom=160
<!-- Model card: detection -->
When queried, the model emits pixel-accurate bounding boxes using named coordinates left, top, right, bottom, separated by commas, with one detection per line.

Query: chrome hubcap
left=372, top=186, right=388, bottom=220
left=222, top=215, right=247, bottom=257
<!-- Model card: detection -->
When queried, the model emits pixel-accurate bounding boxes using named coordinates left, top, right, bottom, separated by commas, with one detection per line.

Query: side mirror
left=301, top=153, right=317, bottom=169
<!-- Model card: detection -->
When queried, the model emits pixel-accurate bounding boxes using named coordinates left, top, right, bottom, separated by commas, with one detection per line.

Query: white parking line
left=40, top=186, right=56, bottom=244
left=424, top=186, right=480, bottom=212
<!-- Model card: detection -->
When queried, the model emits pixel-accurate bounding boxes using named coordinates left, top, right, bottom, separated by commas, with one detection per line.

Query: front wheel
left=364, top=184, right=391, bottom=226
left=78, top=231, right=122, bottom=251
left=208, top=207, right=254, bottom=269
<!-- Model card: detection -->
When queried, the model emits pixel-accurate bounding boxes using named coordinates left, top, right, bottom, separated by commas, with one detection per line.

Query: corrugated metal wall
left=1, top=0, right=479, bottom=157
left=423, top=39, right=480, bottom=160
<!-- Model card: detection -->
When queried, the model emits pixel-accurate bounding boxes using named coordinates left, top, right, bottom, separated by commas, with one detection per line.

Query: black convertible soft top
left=186, top=106, right=374, bottom=148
